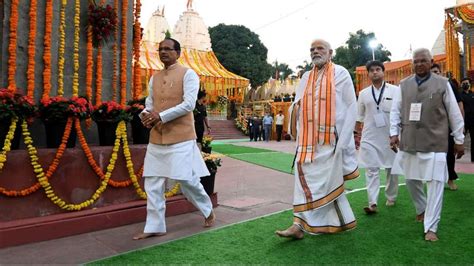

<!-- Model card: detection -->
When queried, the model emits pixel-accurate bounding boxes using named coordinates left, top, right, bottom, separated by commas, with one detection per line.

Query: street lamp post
left=369, top=39, right=378, bottom=61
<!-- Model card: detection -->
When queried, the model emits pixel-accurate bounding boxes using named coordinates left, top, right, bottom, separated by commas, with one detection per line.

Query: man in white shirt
left=390, top=48, right=464, bottom=241
left=133, top=38, right=215, bottom=240
left=275, top=110, right=285, bottom=141
left=355, top=60, right=399, bottom=214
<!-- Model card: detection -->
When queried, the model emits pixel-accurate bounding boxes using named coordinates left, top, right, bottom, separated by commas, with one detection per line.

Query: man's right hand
left=390, top=135, right=399, bottom=153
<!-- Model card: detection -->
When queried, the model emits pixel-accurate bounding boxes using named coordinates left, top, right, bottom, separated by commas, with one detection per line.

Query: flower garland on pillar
left=86, top=28, right=93, bottom=103
left=120, top=0, right=129, bottom=106
left=42, top=0, right=53, bottom=100
left=132, top=0, right=143, bottom=100
left=57, top=0, right=67, bottom=96
left=7, top=0, right=19, bottom=92
left=0, top=117, right=18, bottom=171
left=25, top=119, right=122, bottom=211
left=26, top=0, right=38, bottom=98
left=72, top=0, right=81, bottom=97
left=112, top=0, right=119, bottom=101
left=95, top=46, right=103, bottom=106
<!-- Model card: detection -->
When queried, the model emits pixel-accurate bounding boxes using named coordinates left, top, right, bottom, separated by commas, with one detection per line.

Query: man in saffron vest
left=390, top=48, right=464, bottom=242
left=276, top=39, right=359, bottom=239
left=133, top=38, right=215, bottom=240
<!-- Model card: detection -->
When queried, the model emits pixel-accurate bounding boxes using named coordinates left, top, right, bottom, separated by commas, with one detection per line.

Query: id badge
left=409, top=103, right=422, bottom=121
left=374, top=112, right=386, bottom=128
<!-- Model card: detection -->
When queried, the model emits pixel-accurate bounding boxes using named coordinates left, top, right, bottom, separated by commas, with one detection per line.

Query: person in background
left=263, top=112, right=274, bottom=142
left=431, top=65, right=463, bottom=190
left=275, top=110, right=285, bottom=142
left=461, top=77, right=474, bottom=162
left=194, top=90, right=211, bottom=147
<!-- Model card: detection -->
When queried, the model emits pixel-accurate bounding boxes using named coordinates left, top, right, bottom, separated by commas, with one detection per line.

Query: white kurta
left=390, top=81, right=464, bottom=183
left=357, top=83, right=398, bottom=168
left=291, top=64, right=358, bottom=234
left=141, top=68, right=210, bottom=181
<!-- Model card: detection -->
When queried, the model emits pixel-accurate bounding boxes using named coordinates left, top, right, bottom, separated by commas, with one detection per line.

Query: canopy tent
left=138, top=41, right=249, bottom=103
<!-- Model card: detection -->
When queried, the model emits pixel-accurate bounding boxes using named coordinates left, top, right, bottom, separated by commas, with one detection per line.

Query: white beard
left=312, top=57, right=328, bottom=68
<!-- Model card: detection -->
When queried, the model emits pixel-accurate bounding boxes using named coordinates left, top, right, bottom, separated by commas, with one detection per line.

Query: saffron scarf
left=296, top=62, right=336, bottom=163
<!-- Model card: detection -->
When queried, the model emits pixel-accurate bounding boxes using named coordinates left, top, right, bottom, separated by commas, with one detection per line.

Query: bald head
left=310, top=39, right=333, bottom=68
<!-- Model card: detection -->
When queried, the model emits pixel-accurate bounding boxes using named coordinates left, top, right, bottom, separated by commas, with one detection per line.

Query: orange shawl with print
left=296, top=62, right=336, bottom=163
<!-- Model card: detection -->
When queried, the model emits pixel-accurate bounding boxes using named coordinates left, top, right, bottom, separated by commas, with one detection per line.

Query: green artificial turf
left=90, top=175, right=474, bottom=265
left=212, top=144, right=405, bottom=190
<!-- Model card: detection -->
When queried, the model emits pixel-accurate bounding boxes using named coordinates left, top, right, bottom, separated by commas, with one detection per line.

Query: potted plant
left=0, top=88, right=37, bottom=150
left=39, top=96, right=91, bottom=148
left=126, top=98, right=149, bottom=144
left=91, top=101, right=131, bottom=146
left=201, top=135, right=213, bottom=153
left=201, top=152, right=222, bottom=196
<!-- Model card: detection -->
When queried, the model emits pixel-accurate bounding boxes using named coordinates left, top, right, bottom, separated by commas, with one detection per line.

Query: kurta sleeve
left=444, top=82, right=465, bottom=144
left=357, top=91, right=365, bottom=122
left=139, top=77, right=155, bottom=119
left=389, top=86, right=402, bottom=137
left=159, top=69, right=199, bottom=123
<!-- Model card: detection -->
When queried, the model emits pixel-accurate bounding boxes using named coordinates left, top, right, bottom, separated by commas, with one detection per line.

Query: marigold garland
left=95, top=46, right=103, bottom=106
left=26, top=0, right=38, bottom=98
left=75, top=119, right=142, bottom=189
left=121, top=121, right=147, bottom=198
left=72, top=0, right=81, bottom=97
left=26, top=120, right=122, bottom=211
left=0, top=117, right=18, bottom=171
left=112, top=0, right=119, bottom=101
left=42, top=0, right=53, bottom=100
left=120, top=0, right=129, bottom=106
left=57, top=0, right=67, bottom=96
left=132, top=0, right=143, bottom=100
left=0, top=118, right=72, bottom=197
left=7, top=0, right=19, bottom=92
left=86, top=29, right=93, bottom=103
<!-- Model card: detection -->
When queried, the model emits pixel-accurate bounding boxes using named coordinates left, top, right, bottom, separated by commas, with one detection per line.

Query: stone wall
left=1, top=0, right=135, bottom=146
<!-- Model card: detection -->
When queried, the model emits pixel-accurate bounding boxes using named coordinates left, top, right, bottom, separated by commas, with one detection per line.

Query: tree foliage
left=333, top=30, right=392, bottom=78
left=209, top=24, right=273, bottom=88
left=271, top=61, right=294, bottom=80
left=296, top=60, right=312, bottom=77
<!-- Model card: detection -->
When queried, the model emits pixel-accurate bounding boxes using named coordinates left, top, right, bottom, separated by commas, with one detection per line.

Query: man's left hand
left=142, top=112, right=161, bottom=128
left=454, top=144, right=465, bottom=159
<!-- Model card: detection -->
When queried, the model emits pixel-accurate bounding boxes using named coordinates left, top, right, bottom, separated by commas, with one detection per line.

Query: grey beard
left=312, top=58, right=327, bottom=69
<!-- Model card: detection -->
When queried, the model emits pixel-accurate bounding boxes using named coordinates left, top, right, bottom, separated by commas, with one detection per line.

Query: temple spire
left=187, top=0, right=193, bottom=11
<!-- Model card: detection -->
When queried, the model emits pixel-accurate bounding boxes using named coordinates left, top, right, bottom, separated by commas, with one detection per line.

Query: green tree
left=296, top=60, right=312, bottom=77
left=333, top=30, right=391, bottom=78
left=209, top=24, right=273, bottom=88
left=271, top=61, right=294, bottom=80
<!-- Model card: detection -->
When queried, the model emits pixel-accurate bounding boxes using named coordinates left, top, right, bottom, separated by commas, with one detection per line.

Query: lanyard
left=371, top=82, right=386, bottom=110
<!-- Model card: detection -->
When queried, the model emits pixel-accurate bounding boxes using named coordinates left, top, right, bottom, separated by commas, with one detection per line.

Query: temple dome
left=143, top=6, right=171, bottom=44
left=173, top=8, right=212, bottom=51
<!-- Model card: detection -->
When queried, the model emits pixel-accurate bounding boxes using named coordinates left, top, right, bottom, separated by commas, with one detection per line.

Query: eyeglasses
left=158, top=47, right=175, bottom=52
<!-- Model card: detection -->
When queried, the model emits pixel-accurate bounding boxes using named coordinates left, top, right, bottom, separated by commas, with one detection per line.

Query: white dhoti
left=392, top=151, right=447, bottom=233
left=142, top=140, right=212, bottom=233
left=293, top=146, right=358, bottom=234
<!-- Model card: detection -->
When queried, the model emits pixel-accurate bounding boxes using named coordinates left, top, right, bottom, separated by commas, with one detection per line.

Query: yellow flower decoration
left=0, top=117, right=17, bottom=171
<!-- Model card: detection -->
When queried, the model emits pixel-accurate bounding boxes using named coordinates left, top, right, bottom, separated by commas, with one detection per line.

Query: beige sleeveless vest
left=149, top=64, right=197, bottom=145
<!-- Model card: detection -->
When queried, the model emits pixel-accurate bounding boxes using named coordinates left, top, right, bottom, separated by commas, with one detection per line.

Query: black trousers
left=468, top=126, right=474, bottom=162
left=447, top=136, right=458, bottom=181
left=276, top=125, right=283, bottom=141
